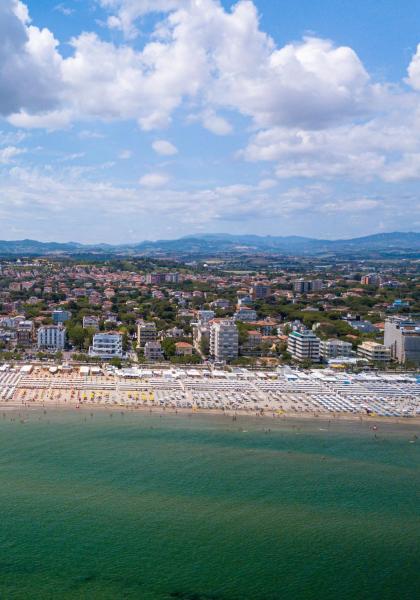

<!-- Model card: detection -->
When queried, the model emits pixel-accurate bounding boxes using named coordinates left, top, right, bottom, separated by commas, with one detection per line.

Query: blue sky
left=0, top=0, right=419, bottom=243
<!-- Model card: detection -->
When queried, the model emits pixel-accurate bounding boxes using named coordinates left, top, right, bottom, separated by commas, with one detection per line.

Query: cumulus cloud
left=139, top=172, right=170, bottom=188
left=0, top=1, right=62, bottom=117
left=2, top=0, right=390, bottom=134
left=241, top=100, right=420, bottom=183
left=152, top=140, right=178, bottom=156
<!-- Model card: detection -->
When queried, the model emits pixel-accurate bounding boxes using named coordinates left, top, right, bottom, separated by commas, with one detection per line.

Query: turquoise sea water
left=0, top=410, right=419, bottom=600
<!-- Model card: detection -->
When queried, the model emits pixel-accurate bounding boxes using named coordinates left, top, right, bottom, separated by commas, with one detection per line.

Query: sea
left=0, top=409, right=419, bottom=600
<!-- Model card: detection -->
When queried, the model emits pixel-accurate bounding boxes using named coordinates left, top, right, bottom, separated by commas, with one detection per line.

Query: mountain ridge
left=0, top=232, right=418, bottom=256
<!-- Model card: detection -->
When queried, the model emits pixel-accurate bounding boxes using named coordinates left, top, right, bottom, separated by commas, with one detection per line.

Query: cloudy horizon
left=0, top=0, right=419, bottom=243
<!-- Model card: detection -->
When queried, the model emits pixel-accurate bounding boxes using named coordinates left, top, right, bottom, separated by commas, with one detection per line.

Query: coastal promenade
left=0, top=365, right=419, bottom=418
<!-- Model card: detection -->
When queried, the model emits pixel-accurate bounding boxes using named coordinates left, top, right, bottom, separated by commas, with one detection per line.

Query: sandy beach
left=0, top=365, right=418, bottom=425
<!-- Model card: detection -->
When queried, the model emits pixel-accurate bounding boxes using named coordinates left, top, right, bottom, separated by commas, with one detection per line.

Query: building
left=389, top=299, right=410, bottom=311
left=210, top=319, right=239, bottom=362
left=83, top=315, right=100, bottom=330
left=16, top=320, right=35, bottom=346
left=37, top=325, right=66, bottom=350
left=144, top=341, right=164, bottom=361
left=240, top=330, right=263, bottom=356
left=165, top=273, right=180, bottom=284
left=320, top=339, right=353, bottom=360
left=210, top=299, right=230, bottom=310
left=292, top=279, right=324, bottom=294
left=175, top=342, right=193, bottom=356
left=361, top=273, right=381, bottom=286
left=234, top=307, right=258, bottom=322
left=89, top=333, right=123, bottom=359
left=357, top=341, right=391, bottom=363
left=197, top=310, right=215, bottom=325
left=287, top=328, right=320, bottom=362
left=292, top=279, right=311, bottom=294
left=137, top=321, right=157, bottom=349
left=250, top=284, right=271, bottom=300
left=384, top=317, right=420, bottom=364
left=145, top=273, right=166, bottom=285
left=52, top=309, right=71, bottom=324
left=345, top=318, right=379, bottom=334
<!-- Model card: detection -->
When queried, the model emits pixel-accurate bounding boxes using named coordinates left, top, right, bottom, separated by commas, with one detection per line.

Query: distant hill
left=0, top=232, right=418, bottom=257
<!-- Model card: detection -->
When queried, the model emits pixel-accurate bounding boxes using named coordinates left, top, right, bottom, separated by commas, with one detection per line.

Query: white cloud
left=0, top=146, right=25, bottom=163
left=8, top=109, right=73, bottom=130
left=200, top=110, right=233, bottom=135
left=0, top=1, right=62, bottom=117
left=78, top=130, right=106, bottom=139
left=54, top=4, right=74, bottom=16
left=118, top=149, right=132, bottom=159
left=138, top=172, right=170, bottom=188
left=1, top=0, right=390, bottom=135
left=152, top=140, right=178, bottom=156
left=407, top=43, right=420, bottom=91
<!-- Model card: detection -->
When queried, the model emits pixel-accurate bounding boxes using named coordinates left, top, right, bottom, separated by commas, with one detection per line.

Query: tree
left=67, top=324, right=86, bottom=350
left=161, top=338, right=176, bottom=358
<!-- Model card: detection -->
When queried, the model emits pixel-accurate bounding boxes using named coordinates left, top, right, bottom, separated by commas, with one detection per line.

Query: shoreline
left=2, top=400, right=420, bottom=426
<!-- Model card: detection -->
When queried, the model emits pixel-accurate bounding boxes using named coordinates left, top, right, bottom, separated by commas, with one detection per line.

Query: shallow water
left=0, top=410, right=419, bottom=599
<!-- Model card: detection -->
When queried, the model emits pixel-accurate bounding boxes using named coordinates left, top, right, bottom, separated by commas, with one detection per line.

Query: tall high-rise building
left=384, top=317, right=420, bottom=364
left=360, top=273, right=381, bottom=286
left=287, top=328, right=320, bottom=362
left=250, top=284, right=271, bottom=300
left=292, top=279, right=324, bottom=293
left=210, top=319, right=239, bottom=362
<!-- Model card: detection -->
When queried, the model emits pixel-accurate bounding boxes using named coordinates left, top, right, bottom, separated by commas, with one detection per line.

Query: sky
left=1, top=0, right=420, bottom=243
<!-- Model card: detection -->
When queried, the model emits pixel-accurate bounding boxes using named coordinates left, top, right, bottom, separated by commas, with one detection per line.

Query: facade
left=320, top=339, right=353, bottom=360
left=83, top=315, right=100, bottom=330
left=145, top=273, right=166, bottom=285
left=16, top=320, right=35, bottom=346
left=37, top=325, right=66, bottom=350
left=250, top=284, right=271, bottom=300
left=287, top=329, right=321, bottom=362
left=52, top=309, right=71, bottom=324
left=144, top=341, right=164, bottom=361
left=292, top=279, right=324, bottom=294
left=197, top=310, right=215, bottom=325
left=234, top=307, right=258, bottom=322
left=361, top=273, right=381, bottom=286
left=89, top=333, right=123, bottom=359
left=241, top=330, right=263, bottom=356
left=175, top=342, right=193, bottom=356
left=210, top=319, right=239, bottom=362
left=137, top=321, right=157, bottom=349
left=384, top=317, right=420, bottom=364
left=165, top=273, right=180, bottom=284
left=357, top=341, right=391, bottom=363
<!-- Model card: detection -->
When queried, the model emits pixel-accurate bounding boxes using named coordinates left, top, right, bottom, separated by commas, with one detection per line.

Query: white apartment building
left=357, top=341, right=391, bottom=363
left=384, top=317, right=420, bottom=364
left=320, top=339, right=353, bottom=360
left=287, top=329, right=320, bottom=362
left=210, top=319, right=239, bottom=362
left=89, top=333, right=123, bottom=359
left=37, top=325, right=66, bottom=350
